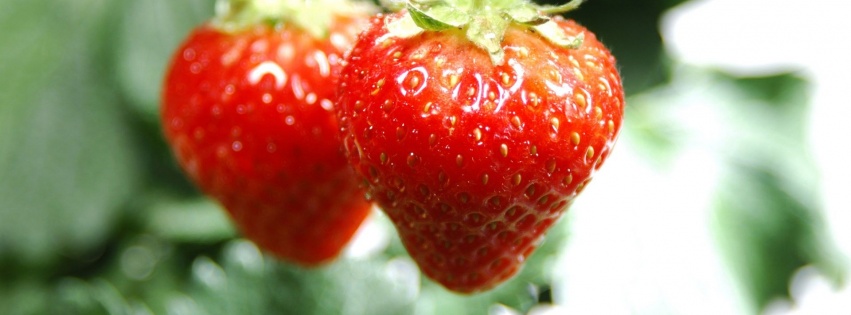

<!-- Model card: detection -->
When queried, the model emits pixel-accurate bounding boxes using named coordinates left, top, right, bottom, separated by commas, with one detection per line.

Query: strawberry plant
left=161, top=0, right=376, bottom=266
left=336, top=0, right=625, bottom=292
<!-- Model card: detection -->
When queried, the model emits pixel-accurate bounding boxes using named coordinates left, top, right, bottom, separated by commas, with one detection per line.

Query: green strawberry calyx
left=384, top=0, right=585, bottom=65
left=212, top=0, right=377, bottom=38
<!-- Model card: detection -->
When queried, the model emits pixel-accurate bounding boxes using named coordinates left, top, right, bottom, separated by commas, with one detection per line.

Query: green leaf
left=504, top=5, right=548, bottom=25
left=114, top=0, right=213, bottom=123
left=408, top=2, right=463, bottom=31
left=0, top=280, right=51, bottom=315
left=386, top=14, right=425, bottom=39
left=53, top=278, right=113, bottom=315
left=0, top=0, right=143, bottom=266
left=425, top=3, right=471, bottom=28
left=183, top=240, right=419, bottom=315
left=715, top=165, right=825, bottom=309
left=711, top=72, right=845, bottom=310
left=146, top=197, right=237, bottom=243
left=537, top=0, right=584, bottom=15
left=621, top=67, right=845, bottom=311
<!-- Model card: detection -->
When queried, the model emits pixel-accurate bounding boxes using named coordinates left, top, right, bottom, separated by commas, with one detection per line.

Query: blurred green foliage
left=711, top=72, right=845, bottom=308
left=625, top=66, right=845, bottom=311
left=0, top=0, right=144, bottom=268
left=0, top=0, right=843, bottom=314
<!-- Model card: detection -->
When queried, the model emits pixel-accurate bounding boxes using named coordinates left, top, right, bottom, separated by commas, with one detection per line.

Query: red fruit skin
left=162, top=17, right=371, bottom=266
left=336, top=14, right=624, bottom=292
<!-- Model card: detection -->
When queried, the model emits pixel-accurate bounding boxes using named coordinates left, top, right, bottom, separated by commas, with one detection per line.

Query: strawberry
left=161, top=0, right=376, bottom=266
left=336, top=0, right=624, bottom=292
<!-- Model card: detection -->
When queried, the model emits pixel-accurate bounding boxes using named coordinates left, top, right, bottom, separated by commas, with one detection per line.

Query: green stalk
left=387, top=0, right=587, bottom=65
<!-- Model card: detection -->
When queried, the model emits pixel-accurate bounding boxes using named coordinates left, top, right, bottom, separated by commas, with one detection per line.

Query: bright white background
left=547, top=0, right=851, bottom=314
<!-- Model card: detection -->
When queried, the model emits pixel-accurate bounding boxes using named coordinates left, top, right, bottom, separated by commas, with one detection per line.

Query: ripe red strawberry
left=336, top=0, right=624, bottom=292
left=161, top=0, right=375, bottom=266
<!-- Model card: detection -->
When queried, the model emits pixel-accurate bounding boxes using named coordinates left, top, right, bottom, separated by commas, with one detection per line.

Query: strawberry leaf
left=538, top=0, right=584, bottom=15
left=505, top=5, right=548, bottom=25
left=424, top=3, right=470, bottom=28
left=385, top=0, right=586, bottom=66
left=407, top=3, right=460, bottom=31
left=386, top=13, right=424, bottom=39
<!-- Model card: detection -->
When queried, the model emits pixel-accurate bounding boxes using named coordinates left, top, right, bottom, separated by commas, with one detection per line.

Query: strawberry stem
left=212, top=0, right=376, bottom=37
left=385, top=0, right=586, bottom=65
